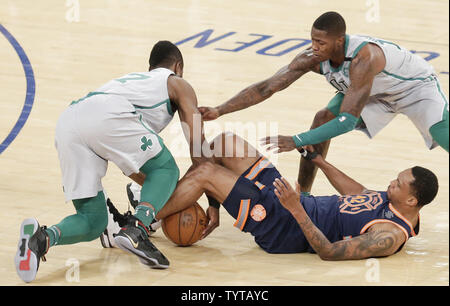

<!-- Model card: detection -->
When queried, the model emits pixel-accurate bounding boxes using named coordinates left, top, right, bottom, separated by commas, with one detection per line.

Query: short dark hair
left=312, top=11, right=346, bottom=37
left=149, top=40, right=183, bottom=68
left=410, top=166, right=439, bottom=207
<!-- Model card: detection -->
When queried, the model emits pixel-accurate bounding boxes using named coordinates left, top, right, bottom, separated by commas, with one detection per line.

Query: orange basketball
left=161, top=202, right=208, bottom=246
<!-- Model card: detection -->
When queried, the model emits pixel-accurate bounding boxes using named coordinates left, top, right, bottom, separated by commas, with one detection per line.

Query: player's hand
left=260, top=135, right=297, bottom=153
left=273, top=177, right=301, bottom=214
left=297, top=145, right=321, bottom=161
left=198, top=106, right=220, bottom=121
left=200, top=206, right=220, bottom=239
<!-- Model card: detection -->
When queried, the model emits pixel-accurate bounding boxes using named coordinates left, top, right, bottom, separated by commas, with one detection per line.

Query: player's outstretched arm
left=198, top=48, right=321, bottom=121
left=274, top=177, right=405, bottom=260
left=301, top=146, right=367, bottom=195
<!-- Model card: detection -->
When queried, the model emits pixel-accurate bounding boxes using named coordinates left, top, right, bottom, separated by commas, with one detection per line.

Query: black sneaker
left=15, top=218, right=49, bottom=283
left=126, top=183, right=160, bottom=236
left=113, top=216, right=169, bottom=269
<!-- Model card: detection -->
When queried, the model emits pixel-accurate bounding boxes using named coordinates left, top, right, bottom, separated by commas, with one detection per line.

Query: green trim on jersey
left=138, top=114, right=165, bottom=149
left=70, top=91, right=107, bottom=105
left=375, top=39, right=401, bottom=50
left=435, top=77, right=449, bottom=104
left=381, top=70, right=434, bottom=82
left=133, top=98, right=174, bottom=116
left=351, top=41, right=369, bottom=58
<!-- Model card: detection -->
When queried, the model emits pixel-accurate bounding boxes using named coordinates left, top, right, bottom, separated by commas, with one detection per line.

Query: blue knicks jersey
left=303, top=191, right=419, bottom=249
left=223, top=157, right=419, bottom=254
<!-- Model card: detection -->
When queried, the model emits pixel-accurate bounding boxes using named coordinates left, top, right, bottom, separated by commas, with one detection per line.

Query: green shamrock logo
left=140, top=136, right=153, bottom=151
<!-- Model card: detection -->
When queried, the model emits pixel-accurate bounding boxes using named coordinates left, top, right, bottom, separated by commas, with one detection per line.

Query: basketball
left=161, top=202, right=208, bottom=246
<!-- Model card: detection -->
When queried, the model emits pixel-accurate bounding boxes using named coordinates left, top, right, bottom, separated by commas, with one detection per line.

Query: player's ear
left=336, top=34, right=345, bottom=48
left=174, top=60, right=183, bottom=78
left=406, top=195, right=418, bottom=207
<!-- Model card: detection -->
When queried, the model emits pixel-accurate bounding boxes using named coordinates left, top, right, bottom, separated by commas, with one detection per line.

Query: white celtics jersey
left=320, top=34, right=436, bottom=101
left=95, top=67, right=175, bottom=133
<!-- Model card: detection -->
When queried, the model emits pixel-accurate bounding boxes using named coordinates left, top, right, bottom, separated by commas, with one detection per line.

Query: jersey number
left=115, top=73, right=150, bottom=84
left=330, top=78, right=349, bottom=92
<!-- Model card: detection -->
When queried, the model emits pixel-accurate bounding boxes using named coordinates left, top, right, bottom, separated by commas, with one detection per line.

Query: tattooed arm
left=304, top=145, right=368, bottom=195
left=199, top=48, right=321, bottom=120
left=273, top=177, right=406, bottom=260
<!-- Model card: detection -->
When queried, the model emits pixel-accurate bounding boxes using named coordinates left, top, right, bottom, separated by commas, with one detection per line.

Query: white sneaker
left=126, top=182, right=141, bottom=209
left=99, top=199, right=122, bottom=248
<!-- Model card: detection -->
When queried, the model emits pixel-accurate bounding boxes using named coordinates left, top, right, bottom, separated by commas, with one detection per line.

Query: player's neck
left=391, top=202, right=420, bottom=227
left=329, top=47, right=346, bottom=68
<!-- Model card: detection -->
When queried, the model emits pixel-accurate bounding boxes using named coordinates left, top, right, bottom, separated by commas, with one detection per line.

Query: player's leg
left=400, top=78, right=449, bottom=153
left=297, top=99, right=337, bottom=194
left=430, top=116, right=449, bottom=152
left=45, top=192, right=108, bottom=246
left=429, top=81, right=449, bottom=152
left=113, top=146, right=179, bottom=268
left=210, top=131, right=262, bottom=175
left=15, top=106, right=110, bottom=282
left=132, top=145, right=180, bottom=232
left=430, top=78, right=449, bottom=152
left=156, top=161, right=239, bottom=220
left=127, top=131, right=260, bottom=222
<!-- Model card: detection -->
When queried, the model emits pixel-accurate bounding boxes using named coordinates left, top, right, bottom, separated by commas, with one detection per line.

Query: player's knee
left=194, top=161, right=216, bottom=180
left=211, top=132, right=238, bottom=157
left=312, top=108, right=335, bottom=128
left=185, top=161, right=215, bottom=187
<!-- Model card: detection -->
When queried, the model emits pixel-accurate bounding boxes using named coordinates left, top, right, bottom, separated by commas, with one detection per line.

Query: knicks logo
left=339, top=192, right=384, bottom=215
left=250, top=204, right=266, bottom=222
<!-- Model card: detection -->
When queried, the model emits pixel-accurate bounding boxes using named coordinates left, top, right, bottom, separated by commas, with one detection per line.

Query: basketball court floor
left=0, top=0, right=448, bottom=286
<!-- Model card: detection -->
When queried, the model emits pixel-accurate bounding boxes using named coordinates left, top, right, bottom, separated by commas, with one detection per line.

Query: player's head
left=310, top=11, right=346, bottom=61
left=387, top=167, right=439, bottom=208
left=149, top=40, right=184, bottom=77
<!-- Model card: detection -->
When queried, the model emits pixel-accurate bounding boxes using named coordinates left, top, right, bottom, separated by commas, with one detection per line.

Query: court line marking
left=0, top=24, right=36, bottom=154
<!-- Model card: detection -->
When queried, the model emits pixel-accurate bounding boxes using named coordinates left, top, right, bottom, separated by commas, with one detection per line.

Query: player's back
left=95, top=67, right=175, bottom=133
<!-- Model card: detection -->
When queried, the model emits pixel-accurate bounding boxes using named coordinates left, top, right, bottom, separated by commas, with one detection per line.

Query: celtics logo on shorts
left=140, top=136, right=153, bottom=151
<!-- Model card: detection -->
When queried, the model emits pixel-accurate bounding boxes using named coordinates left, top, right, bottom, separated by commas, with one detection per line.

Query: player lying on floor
left=104, top=132, right=438, bottom=260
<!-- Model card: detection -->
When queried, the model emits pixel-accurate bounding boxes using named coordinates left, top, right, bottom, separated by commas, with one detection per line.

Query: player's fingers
left=295, top=181, right=301, bottom=194
left=303, top=145, right=315, bottom=152
left=201, top=223, right=216, bottom=239
left=266, top=144, right=279, bottom=152
left=259, top=136, right=272, bottom=145
left=259, top=136, right=279, bottom=146
left=273, top=179, right=282, bottom=193
left=274, top=188, right=282, bottom=200
left=281, top=177, right=292, bottom=191
left=276, top=146, right=288, bottom=153
left=274, top=178, right=287, bottom=192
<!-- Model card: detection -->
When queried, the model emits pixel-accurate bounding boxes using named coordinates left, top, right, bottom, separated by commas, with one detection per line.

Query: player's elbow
left=318, top=251, right=336, bottom=261
left=256, top=81, right=276, bottom=99
left=316, top=246, right=346, bottom=261
left=337, top=112, right=359, bottom=132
